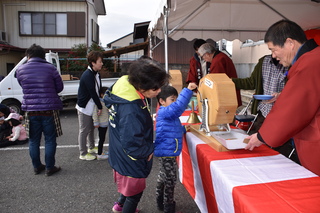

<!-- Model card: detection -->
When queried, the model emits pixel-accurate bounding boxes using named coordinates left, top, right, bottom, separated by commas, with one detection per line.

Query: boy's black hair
left=156, top=85, right=178, bottom=103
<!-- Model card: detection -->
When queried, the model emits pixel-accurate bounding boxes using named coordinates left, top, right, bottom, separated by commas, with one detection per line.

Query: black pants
left=0, top=128, right=11, bottom=141
left=0, top=138, right=28, bottom=148
left=118, top=192, right=143, bottom=213
left=97, top=127, right=107, bottom=155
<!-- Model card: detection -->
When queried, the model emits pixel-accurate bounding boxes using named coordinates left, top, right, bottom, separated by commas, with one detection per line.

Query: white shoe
left=79, top=153, right=96, bottom=161
left=97, top=154, right=108, bottom=160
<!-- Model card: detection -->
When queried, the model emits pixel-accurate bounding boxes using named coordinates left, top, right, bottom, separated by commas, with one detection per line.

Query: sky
left=98, top=0, right=161, bottom=47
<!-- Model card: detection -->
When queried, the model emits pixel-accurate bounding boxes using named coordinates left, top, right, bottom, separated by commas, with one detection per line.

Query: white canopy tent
left=148, top=0, right=320, bottom=70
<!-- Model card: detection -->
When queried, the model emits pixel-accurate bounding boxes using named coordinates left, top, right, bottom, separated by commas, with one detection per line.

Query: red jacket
left=186, top=54, right=209, bottom=85
left=209, top=51, right=242, bottom=107
left=259, top=43, right=320, bottom=176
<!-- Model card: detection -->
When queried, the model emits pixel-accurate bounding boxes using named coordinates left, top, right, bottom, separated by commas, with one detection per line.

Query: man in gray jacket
left=16, top=44, right=64, bottom=176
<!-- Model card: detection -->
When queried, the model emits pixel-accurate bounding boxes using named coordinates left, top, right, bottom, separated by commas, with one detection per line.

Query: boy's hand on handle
left=187, top=82, right=197, bottom=91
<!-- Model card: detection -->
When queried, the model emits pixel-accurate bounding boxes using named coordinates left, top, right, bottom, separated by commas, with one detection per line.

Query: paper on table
left=210, top=129, right=248, bottom=150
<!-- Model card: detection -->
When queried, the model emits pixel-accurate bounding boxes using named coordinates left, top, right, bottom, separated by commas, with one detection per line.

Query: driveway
left=0, top=109, right=200, bottom=213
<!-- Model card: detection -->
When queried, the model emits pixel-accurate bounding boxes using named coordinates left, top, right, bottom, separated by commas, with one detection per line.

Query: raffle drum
left=197, top=73, right=237, bottom=128
left=194, top=73, right=248, bottom=151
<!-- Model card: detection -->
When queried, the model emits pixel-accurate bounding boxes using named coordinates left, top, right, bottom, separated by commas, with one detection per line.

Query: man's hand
left=244, top=133, right=264, bottom=151
left=97, top=109, right=102, bottom=116
left=265, top=92, right=281, bottom=103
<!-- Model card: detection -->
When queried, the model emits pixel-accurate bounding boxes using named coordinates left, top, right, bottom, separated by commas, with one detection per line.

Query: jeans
left=29, top=115, right=57, bottom=170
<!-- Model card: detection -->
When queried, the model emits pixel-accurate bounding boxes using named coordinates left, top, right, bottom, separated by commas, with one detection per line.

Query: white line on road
left=0, top=144, right=109, bottom=151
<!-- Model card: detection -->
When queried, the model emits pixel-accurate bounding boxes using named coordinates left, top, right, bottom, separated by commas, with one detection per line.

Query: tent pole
left=164, top=2, right=170, bottom=73
left=149, top=32, right=153, bottom=59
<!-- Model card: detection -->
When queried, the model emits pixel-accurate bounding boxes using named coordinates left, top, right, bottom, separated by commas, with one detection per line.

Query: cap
left=5, top=113, right=20, bottom=121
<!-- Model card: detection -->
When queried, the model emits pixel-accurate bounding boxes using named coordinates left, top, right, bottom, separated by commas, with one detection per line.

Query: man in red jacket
left=245, top=20, right=320, bottom=176
left=186, top=39, right=210, bottom=85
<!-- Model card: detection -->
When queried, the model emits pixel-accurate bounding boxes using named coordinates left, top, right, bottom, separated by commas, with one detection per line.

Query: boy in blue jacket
left=154, top=83, right=197, bottom=213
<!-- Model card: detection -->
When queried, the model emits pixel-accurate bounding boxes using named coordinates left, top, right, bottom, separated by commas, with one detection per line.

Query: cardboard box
left=61, top=74, right=71, bottom=81
left=169, top=70, right=182, bottom=93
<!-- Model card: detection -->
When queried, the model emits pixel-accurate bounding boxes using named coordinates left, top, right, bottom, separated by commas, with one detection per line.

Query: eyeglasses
left=200, top=53, right=207, bottom=60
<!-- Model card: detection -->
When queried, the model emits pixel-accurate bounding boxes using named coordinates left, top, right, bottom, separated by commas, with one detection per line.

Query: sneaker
left=79, top=153, right=96, bottom=161
left=97, top=154, right=108, bottom=160
left=112, top=202, right=140, bottom=213
left=88, top=147, right=98, bottom=154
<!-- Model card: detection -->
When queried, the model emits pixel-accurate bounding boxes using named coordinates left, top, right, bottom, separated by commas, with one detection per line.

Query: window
left=92, top=19, right=99, bottom=43
left=19, top=12, right=84, bottom=37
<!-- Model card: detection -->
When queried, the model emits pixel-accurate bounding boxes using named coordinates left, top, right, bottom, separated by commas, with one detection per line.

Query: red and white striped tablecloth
left=178, top=132, right=320, bottom=213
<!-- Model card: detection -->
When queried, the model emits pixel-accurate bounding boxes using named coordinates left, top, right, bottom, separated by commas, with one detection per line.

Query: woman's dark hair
left=156, top=85, right=178, bottom=103
left=264, top=20, right=307, bottom=47
left=87, top=51, right=103, bottom=67
left=193, top=39, right=206, bottom=50
left=25, top=44, right=46, bottom=59
left=128, top=58, right=169, bottom=91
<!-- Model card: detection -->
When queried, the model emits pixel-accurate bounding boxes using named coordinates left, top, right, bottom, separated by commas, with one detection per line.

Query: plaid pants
left=156, top=157, right=177, bottom=205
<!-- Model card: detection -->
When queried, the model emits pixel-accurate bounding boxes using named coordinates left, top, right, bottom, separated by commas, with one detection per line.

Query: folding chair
left=234, top=98, right=258, bottom=134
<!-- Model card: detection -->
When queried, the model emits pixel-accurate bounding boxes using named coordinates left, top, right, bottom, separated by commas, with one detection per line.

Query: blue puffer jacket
left=103, top=75, right=154, bottom=178
left=16, top=57, right=64, bottom=111
left=154, top=88, right=193, bottom=157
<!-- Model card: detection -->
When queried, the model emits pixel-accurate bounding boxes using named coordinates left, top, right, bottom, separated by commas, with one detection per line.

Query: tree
left=60, top=43, right=117, bottom=78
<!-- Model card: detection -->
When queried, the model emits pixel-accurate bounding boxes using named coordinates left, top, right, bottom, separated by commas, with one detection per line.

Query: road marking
left=0, top=144, right=109, bottom=151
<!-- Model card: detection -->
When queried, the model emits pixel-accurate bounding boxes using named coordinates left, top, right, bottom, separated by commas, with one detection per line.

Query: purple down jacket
left=16, top=57, right=64, bottom=111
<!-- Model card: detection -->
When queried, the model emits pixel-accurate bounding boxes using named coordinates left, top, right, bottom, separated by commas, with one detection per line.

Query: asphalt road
left=0, top=109, right=200, bottom=213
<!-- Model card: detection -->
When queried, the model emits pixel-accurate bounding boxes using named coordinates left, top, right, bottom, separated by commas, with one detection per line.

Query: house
left=104, top=21, right=150, bottom=73
left=105, top=21, right=150, bottom=61
left=0, top=0, right=106, bottom=77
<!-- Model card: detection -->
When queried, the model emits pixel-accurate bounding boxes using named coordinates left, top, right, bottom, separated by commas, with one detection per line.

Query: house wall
left=108, top=34, right=144, bottom=60
left=0, top=0, right=104, bottom=77
left=232, top=40, right=270, bottom=78
left=0, top=0, right=99, bottom=49
left=0, top=52, right=24, bottom=77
